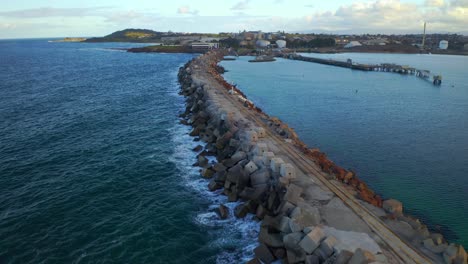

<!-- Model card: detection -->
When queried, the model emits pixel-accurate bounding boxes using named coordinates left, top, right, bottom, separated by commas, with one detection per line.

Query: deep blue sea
left=0, top=39, right=258, bottom=263
left=220, top=54, right=468, bottom=248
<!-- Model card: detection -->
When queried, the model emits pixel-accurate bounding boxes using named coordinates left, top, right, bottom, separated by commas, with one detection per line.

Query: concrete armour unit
left=243, top=131, right=258, bottom=143
left=263, top=151, right=275, bottom=165
left=256, top=127, right=266, bottom=138
left=244, top=161, right=259, bottom=175
left=253, top=143, right=268, bottom=156
left=280, top=163, right=296, bottom=179
left=270, top=157, right=285, bottom=173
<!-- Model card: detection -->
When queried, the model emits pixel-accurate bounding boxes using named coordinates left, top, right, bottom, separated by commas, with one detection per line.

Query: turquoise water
left=220, top=54, right=468, bottom=247
left=0, top=40, right=258, bottom=263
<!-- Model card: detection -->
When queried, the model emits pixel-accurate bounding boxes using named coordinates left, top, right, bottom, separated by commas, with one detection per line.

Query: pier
left=281, top=53, right=443, bottom=85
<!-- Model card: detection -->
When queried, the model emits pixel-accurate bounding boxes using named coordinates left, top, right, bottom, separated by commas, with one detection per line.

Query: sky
left=0, top=0, right=467, bottom=38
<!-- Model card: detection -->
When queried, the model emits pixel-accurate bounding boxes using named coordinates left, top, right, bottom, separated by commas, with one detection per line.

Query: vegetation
left=85, top=29, right=162, bottom=43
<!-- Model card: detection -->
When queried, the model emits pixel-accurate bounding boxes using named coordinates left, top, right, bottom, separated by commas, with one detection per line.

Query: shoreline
left=177, top=50, right=467, bottom=263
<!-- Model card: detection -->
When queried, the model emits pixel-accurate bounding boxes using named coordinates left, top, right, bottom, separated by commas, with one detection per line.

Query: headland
left=177, top=50, right=467, bottom=263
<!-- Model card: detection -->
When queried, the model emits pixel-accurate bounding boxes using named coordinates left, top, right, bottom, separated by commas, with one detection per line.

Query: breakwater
left=178, top=51, right=467, bottom=264
left=281, top=53, right=443, bottom=85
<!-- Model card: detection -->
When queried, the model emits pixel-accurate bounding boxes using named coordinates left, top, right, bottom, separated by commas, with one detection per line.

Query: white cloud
left=231, top=0, right=251, bottom=10
left=177, top=6, right=199, bottom=15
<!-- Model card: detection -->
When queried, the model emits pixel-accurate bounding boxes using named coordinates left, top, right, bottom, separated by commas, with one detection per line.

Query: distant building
left=344, top=41, right=362, bottom=48
left=363, top=39, right=387, bottom=46
left=439, top=40, right=449, bottom=50
left=191, top=42, right=219, bottom=51
left=276, top=40, right=287, bottom=49
left=335, top=38, right=349, bottom=45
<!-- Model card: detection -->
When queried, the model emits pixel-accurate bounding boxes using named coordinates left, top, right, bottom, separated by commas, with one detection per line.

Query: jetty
left=178, top=51, right=467, bottom=263
left=282, top=53, right=443, bottom=85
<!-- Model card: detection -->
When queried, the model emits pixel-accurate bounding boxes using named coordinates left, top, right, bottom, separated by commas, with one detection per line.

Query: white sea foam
left=169, top=116, right=260, bottom=263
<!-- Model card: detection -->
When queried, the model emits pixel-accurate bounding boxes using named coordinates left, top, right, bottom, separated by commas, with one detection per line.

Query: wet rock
left=197, top=155, right=209, bottom=167
left=299, top=226, right=325, bottom=254
left=192, top=145, right=203, bottom=152
left=349, top=248, right=376, bottom=264
left=234, top=203, right=250, bottom=218
left=208, top=179, right=222, bottom=191
left=213, top=162, right=227, bottom=172
left=254, top=243, right=275, bottom=264
left=217, top=204, right=229, bottom=219
left=201, top=167, right=215, bottom=179
left=382, top=199, right=403, bottom=215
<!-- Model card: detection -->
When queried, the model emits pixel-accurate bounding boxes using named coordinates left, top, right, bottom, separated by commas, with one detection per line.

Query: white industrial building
left=344, top=41, right=362, bottom=48
left=276, top=40, right=287, bottom=49
left=439, top=40, right=448, bottom=50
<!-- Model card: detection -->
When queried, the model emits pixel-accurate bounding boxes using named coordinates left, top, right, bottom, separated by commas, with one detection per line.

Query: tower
left=422, top=22, right=427, bottom=49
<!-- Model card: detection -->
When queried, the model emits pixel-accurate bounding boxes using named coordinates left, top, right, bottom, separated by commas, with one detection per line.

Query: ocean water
left=0, top=39, right=258, bottom=263
left=220, top=54, right=468, bottom=247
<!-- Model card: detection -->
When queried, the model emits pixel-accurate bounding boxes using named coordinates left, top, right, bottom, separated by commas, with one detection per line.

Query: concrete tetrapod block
left=244, top=161, right=259, bottom=175
left=256, top=127, right=266, bottom=138
left=254, top=243, right=275, bottom=264
left=348, top=248, right=376, bottom=264
left=253, top=143, right=268, bottom=156
left=280, top=163, right=296, bottom=179
left=284, top=184, right=303, bottom=206
left=319, top=236, right=338, bottom=257
left=250, top=169, right=270, bottom=186
left=244, top=130, right=258, bottom=143
left=270, top=157, right=285, bottom=173
left=298, top=226, right=326, bottom=254
left=335, top=250, right=354, bottom=264
left=262, top=152, right=275, bottom=166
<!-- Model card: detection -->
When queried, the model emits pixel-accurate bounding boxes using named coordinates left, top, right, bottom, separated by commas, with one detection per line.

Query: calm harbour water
left=220, top=53, right=468, bottom=247
left=0, top=40, right=258, bottom=263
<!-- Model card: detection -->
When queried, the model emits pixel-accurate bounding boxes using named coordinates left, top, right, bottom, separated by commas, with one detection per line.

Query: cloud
left=0, top=23, right=16, bottom=29
left=450, top=0, right=468, bottom=7
left=304, top=4, right=314, bottom=8
left=0, top=7, right=110, bottom=18
left=177, top=6, right=199, bottom=15
left=231, top=0, right=251, bottom=10
left=425, top=0, right=445, bottom=7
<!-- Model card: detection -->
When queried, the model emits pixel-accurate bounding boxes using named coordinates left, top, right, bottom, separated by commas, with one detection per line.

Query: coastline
left=177, top=50, right=468, bottom=263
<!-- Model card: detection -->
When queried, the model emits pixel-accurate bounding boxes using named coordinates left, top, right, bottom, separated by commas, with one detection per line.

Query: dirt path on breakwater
left=178, top=51, right=467, bottom=264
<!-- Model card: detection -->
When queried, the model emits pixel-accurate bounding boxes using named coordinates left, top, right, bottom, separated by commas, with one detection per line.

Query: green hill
left=84, top=29, right=163, bottom=43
